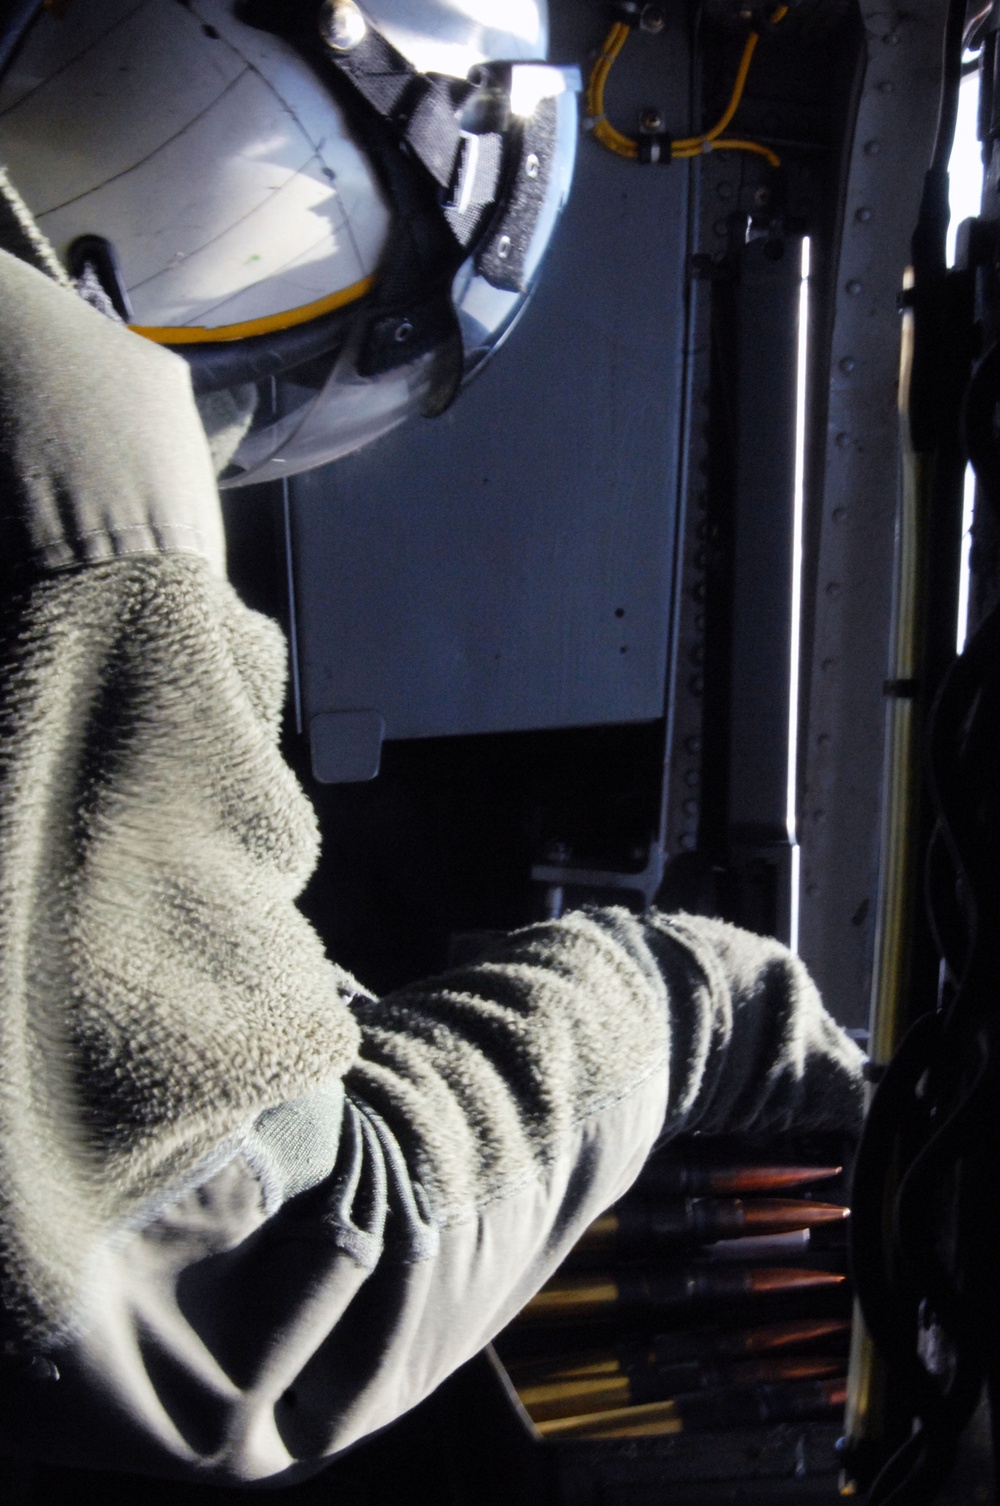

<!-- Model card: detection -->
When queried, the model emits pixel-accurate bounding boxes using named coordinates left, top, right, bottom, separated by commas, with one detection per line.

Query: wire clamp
left=638, top=130, right=673, bottom=163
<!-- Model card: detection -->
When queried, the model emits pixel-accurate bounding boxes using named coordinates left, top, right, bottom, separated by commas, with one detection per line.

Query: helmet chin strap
left=248, top=0, right=568, bottom=285
left=315, top=4, right=575, bottom=378
left=233, top=0, right=507, bottom=248
left=319, top=5, right=508, bottom=247
left=220, top=0, right=514, bottom=405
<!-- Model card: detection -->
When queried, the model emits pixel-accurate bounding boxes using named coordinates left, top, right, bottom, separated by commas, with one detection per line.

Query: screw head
left=640, top=108, right=664, bottom=132
left=394, top=319, right=414, bottom=343
left=640, top=5, right=665, bottom=31
left=318, top=0, right=366, bottom=52
left=524, top=152, right=540, bottom=179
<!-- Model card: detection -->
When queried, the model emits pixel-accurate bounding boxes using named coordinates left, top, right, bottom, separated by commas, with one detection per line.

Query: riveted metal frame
left=796, top=0, right=951, bottom=1030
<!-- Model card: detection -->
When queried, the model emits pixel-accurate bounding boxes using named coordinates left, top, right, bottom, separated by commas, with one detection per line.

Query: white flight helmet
left=0, top=0, right=578, bottom=485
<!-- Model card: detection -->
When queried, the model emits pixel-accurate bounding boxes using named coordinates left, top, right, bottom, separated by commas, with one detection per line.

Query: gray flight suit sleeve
left=0, top=174, right=864, bottom=1484
left=0, top=902, right=861, bottom=1485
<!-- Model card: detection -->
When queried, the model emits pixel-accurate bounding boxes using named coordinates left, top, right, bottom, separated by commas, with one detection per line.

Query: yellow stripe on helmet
left=130, top=274, right=374, bottom=345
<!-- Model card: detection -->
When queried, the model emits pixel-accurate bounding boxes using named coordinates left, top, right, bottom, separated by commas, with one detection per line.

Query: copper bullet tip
left=736, top=1317, right=852, bottom=1353
left=741, top=1199, right=850, bottom=1233
left=711, top=1165, right=843, bottom=1195
left=748, top=1266, right=847, bottom=1294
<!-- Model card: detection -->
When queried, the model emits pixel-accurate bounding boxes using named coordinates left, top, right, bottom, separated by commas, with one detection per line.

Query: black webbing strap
left=327, top=26, right=413, bottom=112
left=328, top=27, right=501, bottom=244
left=404, top=78, right=465, bottom=189
left=444, top=130, right=503, bottom=242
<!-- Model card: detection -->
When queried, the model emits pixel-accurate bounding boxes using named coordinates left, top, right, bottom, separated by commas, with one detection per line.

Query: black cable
left=868, top=1422, right=963, bottom=1506
left=849, top=29, right=1000, bottom=1480
left=860, top=372, right=1000, bottom=1501
left=930, top=0, right=970, bottom=180
left=962, top=342, right=1000, bottom=518
left=909, top=0, right=970, bottom=449
left=850, top=1015, right=941, bottom=1405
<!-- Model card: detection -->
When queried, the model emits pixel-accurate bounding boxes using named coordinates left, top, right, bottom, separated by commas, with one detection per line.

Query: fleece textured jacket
left=0, top=169, right=864, bottom=1483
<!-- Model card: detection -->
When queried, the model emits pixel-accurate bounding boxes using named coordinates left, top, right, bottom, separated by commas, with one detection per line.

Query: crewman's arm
left=0, top=171, right=862, bottom=1484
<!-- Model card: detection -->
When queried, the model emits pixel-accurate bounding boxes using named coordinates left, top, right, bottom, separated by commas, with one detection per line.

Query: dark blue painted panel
left=290, top=1, right=692, bottom=755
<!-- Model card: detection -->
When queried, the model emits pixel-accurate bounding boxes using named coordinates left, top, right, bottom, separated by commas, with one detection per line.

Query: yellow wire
left=584, top=21, right=627, bottom=116
left=716, top=137, right=781, bottom=167
left=674, top=137, right=781, bottom=167
left=587, top=22, right=638, bottom=159
left=585, top=5, right=787, bottom=167
left=672, top=31, right=760, bottom=151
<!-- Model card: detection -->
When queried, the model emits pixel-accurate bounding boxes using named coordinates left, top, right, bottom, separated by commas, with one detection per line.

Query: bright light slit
left=947, top=71, right=983, bottom=268
left=787, top=236, right=810, bottom=952
left=955, top=464, right=975, bottom=654
left=949, top=71, right=981, bottom=654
